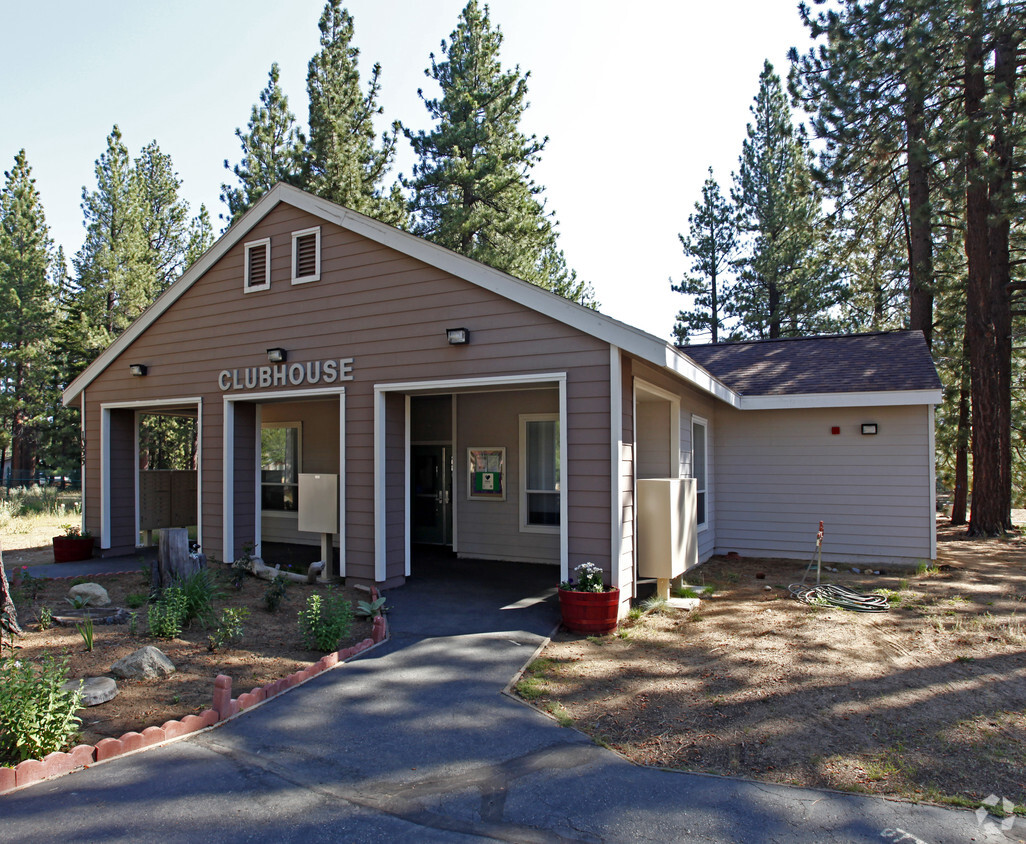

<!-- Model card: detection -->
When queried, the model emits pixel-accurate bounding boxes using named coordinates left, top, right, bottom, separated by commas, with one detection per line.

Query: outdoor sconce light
left=861, top=423, right=878, bottom=435
left=129, top=364, right=147, bottom=377
left=266, top=347, right=288, bottom=363
left=446, top=327, right=470, bottom=345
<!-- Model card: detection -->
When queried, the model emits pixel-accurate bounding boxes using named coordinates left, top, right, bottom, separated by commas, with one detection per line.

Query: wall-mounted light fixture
left=861, top=423, right=878, bottom=436
left=129, top=364, right=148, bottom=377
left=446, top=327, right=470, bottom=345
left=266, top=347, right=288, bottom=363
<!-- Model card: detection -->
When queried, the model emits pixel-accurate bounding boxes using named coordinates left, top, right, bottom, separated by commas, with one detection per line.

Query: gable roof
left=62, top=184, right=942, bottom=411
left=682, top=331, right=942, bottom=405
left=62, top=183, right=737, bottom=407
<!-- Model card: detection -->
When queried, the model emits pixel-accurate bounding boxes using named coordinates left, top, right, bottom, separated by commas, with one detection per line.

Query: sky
left=1, top=1, right=814, bottom=340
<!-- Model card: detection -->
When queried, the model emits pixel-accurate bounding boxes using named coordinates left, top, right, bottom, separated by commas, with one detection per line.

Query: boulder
left=111, top=646, right=176, bottom=680
left=63, top=676, right=119, bottom=706
left=68, top=583, right=110, bottom=607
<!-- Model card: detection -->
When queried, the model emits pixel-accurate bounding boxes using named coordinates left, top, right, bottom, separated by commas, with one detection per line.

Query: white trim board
left=740, top=389, right=943, bottom=411
left=222, top=386, right=346, bottom=568
left=374, top=372, right=569, bottom=584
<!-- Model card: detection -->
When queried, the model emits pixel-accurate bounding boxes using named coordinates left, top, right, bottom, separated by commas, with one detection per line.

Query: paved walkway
left=2, top=556, right=989, bottom=842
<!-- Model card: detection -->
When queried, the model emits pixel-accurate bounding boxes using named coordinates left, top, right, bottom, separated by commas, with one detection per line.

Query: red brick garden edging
left=0, top=612, right=388, bottom=796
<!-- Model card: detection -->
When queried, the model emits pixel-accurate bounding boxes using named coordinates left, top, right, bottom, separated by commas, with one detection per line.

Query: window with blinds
left=291, top=226, right=321, bottom=284
left=244, top=238, right=270, bottom=292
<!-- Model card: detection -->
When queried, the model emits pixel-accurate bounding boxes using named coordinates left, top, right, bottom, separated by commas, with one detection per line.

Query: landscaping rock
left=68, top=582, right=110, bottom=607
left=63, top=676, right=119, bottom=706
left=111, top=646, right=176, bottom=680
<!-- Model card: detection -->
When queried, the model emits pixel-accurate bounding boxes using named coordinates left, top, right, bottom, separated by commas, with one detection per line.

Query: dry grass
left=522, top=523, right=1026, bottom=811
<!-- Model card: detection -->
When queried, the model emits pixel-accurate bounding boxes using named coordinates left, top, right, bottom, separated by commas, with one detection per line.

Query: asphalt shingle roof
left=680, top=331, right=942, bottom=397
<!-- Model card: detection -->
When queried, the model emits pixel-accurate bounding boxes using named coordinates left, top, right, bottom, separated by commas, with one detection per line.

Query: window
left=520, top=414, right=560, bottom=531
left=244, top=238, right=270, bottom=292
left=261, top=423, right=301, bottom=511
left=692, top=416, right=707, bottom=529
left=291, top=226, right=321, bottom=284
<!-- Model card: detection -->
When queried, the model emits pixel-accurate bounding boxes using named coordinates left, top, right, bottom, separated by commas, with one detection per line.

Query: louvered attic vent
left=291, top=226, right=321, bottom=284
left=244, top=239, right=270, bottom=292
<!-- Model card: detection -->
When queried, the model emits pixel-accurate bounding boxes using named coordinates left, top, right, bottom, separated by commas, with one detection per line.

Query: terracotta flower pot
left=52, top=536, right=95, bottom=564
left=558, top=586, right=620, bottom=634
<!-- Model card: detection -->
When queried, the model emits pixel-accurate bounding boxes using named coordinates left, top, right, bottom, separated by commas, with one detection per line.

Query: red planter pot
left=558, top=587, right=620, bottom=634
left=52, top=536, right=95, bottom=564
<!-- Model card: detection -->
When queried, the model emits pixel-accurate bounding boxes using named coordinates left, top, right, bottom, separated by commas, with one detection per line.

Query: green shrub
left=298, top=589, right=353, bottom=652
left=37, top=606, right=52, bottom=631
left=177, top=569, right=222, bottom=625
left=0, top=655, right=83, bottom=764
left=148, top=585, right=188, bottom=638
left=263, top=574, right=289, bottom=612
left=126, top=592, right=148, bottom=609
left=207, top=607, right=249, bottom=652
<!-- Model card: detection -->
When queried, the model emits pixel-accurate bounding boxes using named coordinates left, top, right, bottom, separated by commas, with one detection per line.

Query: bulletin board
left=467, top=447, right=505, bottom=501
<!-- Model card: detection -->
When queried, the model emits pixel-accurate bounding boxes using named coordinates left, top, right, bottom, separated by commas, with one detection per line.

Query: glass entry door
left=411, top=445, right=452, bottom=545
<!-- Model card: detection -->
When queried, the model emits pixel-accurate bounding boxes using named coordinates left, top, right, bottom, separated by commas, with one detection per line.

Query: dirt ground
left=1, top=511, right=80, bottom=568
left=4, top=567, right=371, bottom=754
left=522, top=522, right=1026, bottom=811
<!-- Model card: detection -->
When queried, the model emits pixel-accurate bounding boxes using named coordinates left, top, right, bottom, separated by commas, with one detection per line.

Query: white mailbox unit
left=637, top=478, right=698, bottom=599
left=299, top=473, right=339, bottom=579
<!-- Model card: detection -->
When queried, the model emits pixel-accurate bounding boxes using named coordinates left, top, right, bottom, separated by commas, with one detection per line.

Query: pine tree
left=220, top=63, right=305, bottom=225
left=671, top=168, right=737, bottom=344
left=72, top=126, right=155, bottom=353
left=730, top=61, right=841, bottom=339
left=0, top=150, right=56, bottom=484
left=405, top=0, right=588, bottom=302
left=305, top=1, right=405, bottom=226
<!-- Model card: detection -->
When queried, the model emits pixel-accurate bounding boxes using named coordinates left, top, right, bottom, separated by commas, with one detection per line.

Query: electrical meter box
left=637, top=478, right=698, bottom=579
left=298, top=473, right=339, bottom=534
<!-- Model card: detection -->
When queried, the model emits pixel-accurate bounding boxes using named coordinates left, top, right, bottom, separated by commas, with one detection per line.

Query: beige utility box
left=637, top=478, right=698, bottom=580
left=298, top=473, right=339, bottom=534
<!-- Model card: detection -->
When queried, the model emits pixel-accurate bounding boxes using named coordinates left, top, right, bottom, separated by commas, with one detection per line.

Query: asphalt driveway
left=1, top=555, right=990, bottom=842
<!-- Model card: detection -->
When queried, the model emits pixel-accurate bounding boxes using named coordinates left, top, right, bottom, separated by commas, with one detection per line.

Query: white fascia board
left=62, top=189, right=291, bottom=406
left=739, top=389, right=944, bottom=410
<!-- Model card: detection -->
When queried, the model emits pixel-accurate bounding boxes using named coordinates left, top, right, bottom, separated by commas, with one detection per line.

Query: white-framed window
left=244, top=238, right=271, bottom=292
left=519, top=413, right=560, bottom=532
left=692, top=415, right=708, bottom=530
left=291, top=226, right=321, bottom=284
left=261, top=422, right=301, bottom=511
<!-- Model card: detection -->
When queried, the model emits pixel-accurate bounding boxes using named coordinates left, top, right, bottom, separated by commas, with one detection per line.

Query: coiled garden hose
left=789, top=582, right=890, bottom=612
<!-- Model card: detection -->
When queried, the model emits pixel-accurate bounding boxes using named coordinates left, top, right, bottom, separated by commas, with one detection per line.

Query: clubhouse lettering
left=218, top=358, right=354, bottom=391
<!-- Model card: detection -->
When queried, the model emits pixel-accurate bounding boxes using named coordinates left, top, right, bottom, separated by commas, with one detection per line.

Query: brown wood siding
left=232, top=402, right=257, bottom=560
left=80, top=202, right=611, bottom=578
left=107, top=409, right=136, bottom=556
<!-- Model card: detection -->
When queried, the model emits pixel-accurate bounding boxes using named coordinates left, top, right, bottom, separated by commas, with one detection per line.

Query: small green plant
left=76, top=616, right=94, bottom=652
left=37, top=606, right=52, bottom=631
left=263, top=574, right=289, bottom=613
left=626, top=606, right=643, bottom=621
left=545, top=701, right=574, bottom=727
left=640, top=595, right=667, bottom=613
left=59, top=524, right=91, bottom=538
left=19, top=567, right=45, bottom=601
left=65, top=594, right=89, bottom=610
left=126, top=592, right=148, bottom=609
left=0, top=655, right=83, bottom=764
left=515, top=658, right=553, bottom=701
left=915, top=561, right=940, bottom=577
left=230, top=543, right=255, bottom=590
left=298, top=589, right=354, bottom=651
left=725, top=571, right=741, bottom=584
left=355, top=596, right=387, bottom=619
left=147, top=585, right=188, bottom=638
left=207, top=607, right=250, bottom=652
left=897, top=578, right=910, bottom=591
left=128, top=611, right=139, bottom=637
left=674, top=585, right=700, bottom=599
left=177, top=569, right=222, bottom=626
left=874, top=588, right=903, bottom=606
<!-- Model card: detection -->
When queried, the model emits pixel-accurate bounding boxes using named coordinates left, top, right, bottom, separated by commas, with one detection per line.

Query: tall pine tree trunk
left=964, top=6, right=1006, bottom=536
left=906, top=87, right=934, bottom=348
left=951, top=336, right=971, bottom=526
left=988, top=26, right=1017, bottom=529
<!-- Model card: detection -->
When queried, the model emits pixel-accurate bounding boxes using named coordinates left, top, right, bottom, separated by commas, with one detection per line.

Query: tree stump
left=1, top=540, right=22, bottom=642
left=153, top=528, right=204, bottom=591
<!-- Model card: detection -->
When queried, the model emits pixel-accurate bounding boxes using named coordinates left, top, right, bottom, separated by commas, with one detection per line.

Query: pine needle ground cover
left=5, top=570, right=371, bottom=753
left=520, top=524, right=1026, bottom=812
